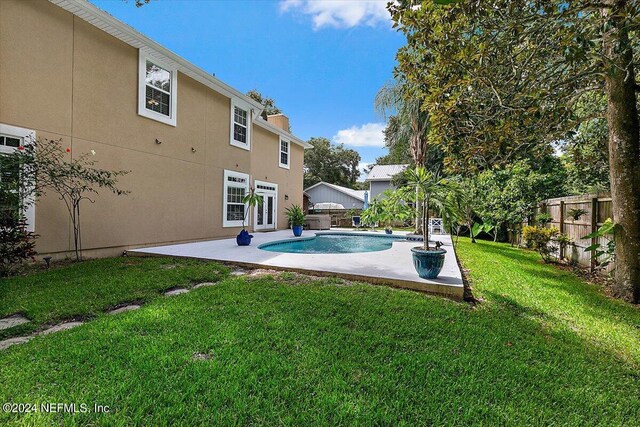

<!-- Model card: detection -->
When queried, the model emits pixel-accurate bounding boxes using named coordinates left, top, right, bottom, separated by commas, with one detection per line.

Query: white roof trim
left=304, top=182, right=366, bottom=202
left=254, top=118, right=312, bottom=149
left=49, top=0, right=264, bottom=113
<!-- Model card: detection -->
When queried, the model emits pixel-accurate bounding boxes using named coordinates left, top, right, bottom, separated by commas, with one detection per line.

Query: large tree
left=389, top=0, right=640, bottom=303
left=246, top=89, right=283, bottom=120
left=303, top=137, right=361, bottom=189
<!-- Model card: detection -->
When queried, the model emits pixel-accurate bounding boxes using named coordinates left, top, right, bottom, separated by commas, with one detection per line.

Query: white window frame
left=278, top=137, right=290, bottom=169
left=222, top=169, right=250, bottom=228
left=0, top=124, right=35, bottom=232
left=229, top=99, right=251, bottom=151
left=138, top=50, right=178, bottom=127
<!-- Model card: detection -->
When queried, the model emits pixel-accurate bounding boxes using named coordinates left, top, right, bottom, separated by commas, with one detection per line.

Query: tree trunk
left=468, top=221, right=476, bottom=243
left=415, top=188, right=423, bottom=235
left=423, top=196, right=429, bottom=250
left=602, top=1, right=640, bottom=303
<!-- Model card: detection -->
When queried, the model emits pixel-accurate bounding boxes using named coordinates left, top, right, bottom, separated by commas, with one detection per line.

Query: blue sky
left=90, top=0, right=405, bottom=178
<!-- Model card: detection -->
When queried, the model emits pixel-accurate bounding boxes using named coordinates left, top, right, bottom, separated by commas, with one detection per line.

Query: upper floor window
left=230, top=100, right=251, bottom=150
left=138, top=51, right=177, bottom=126
left=279, top=138, right=290, bottom=169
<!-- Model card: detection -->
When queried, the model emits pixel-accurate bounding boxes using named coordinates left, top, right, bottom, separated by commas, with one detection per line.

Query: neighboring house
left=0, top=0, right=311, bottom=258
left=365, top=164, right=409, bottom=199
left=304, top=182, right=366, bottom=210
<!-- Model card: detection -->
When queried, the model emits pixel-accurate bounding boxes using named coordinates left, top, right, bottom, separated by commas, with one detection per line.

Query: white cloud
left=279, top=0, right=392, bottom=29
left=333, top=122, right=386, bottom=147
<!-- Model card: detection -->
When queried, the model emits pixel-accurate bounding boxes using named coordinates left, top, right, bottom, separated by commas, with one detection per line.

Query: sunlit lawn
left=0, top=240, right=638, bottom=425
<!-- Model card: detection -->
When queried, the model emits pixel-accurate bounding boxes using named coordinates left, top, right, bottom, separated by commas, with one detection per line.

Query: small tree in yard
left=8, top=138, right=129, bottom=262
left=403, top=166, right=461, bottom=250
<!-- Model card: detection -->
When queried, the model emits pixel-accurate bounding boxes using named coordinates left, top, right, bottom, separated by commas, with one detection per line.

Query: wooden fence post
left=559, top=200, right=565, bottom=260
left=590, top=197, right=598, bottom=272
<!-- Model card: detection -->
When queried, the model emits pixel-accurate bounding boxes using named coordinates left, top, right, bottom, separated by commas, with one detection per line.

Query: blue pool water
left=258, top=233, right=405, bottom=254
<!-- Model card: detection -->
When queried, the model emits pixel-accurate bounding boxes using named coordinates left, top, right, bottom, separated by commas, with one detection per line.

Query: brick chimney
left=266, top=114, right=290, bottom=133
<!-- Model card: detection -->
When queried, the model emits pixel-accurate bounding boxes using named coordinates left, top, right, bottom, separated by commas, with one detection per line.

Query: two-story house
left=0, top=0, right=311, bottom=258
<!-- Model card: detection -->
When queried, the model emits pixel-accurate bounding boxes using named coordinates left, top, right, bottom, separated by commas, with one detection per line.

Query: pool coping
left=128, top=230, right=465, bottom=300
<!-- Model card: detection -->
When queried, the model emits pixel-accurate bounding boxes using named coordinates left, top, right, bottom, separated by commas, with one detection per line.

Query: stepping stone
left=108, top=305, right=141, bottom=315
left=192, top=352, right=213, bottom=361
left=0, top=336, right=33, bottom=351
left=0, top=314, right=30, bottom=331
left=231, top=270, right=247, bottom=276
left=164, top=288, right=189, bottom=297
left=193, top=282, right=217, bottom=289
left=40, top=321, right=84, bottom=336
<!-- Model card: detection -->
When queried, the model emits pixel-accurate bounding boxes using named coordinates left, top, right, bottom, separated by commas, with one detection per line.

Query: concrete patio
left=128, top=230, right=464, bottom=299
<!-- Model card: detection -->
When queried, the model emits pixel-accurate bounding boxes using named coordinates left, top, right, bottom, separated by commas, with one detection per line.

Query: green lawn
left=1, top=239, right=639, bottom=425
left=0, top=257, right=228, bottom=339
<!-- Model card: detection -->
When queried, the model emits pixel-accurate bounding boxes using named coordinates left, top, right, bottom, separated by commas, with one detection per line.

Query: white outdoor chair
left=429, top=218, right=443, bottom=235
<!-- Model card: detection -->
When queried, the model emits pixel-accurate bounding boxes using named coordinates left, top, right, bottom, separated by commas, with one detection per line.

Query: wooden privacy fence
left=536, top=193, right=613, bottom=272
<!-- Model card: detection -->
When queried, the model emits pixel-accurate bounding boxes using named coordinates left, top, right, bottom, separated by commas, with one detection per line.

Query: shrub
left=522, top=225, right=561, bottom=263
left=535, top=213, right=553, bottom=225
left=583, top=218, right=616, bottom=270
left=0, top=216, right=37, bottom=277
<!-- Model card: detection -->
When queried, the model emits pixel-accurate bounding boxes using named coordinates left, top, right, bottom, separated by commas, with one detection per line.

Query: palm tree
left=375, top=80, right=431, bottom=234
left=241, top=186, right=263, bottom=231
left=404, top=167, right=461, bottom=250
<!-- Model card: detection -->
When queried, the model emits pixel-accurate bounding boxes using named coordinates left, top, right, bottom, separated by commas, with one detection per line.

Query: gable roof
left=49, top=0, right=311, bottom=149
left=365, top=164, right=409, bottom=182
left=304, top=182, right=367, bottom=202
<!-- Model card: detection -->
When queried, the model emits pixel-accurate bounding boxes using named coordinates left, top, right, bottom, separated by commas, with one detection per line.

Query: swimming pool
left=258, top=232, right=406, bottom=254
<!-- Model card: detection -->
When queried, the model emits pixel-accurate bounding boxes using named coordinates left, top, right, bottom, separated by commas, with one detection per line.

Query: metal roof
left=304, top=182, right=367, bottom=202
left=365, top=164, right=409, bottom=182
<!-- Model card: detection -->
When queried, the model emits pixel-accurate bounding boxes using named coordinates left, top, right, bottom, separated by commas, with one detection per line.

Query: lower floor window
left=0, top=124, right=35, bottom=231
left=223, top=170, right=249, bottom=227
left=0, top=156, right=20, bottom=223
left=226, top=186, right=246, bottom=222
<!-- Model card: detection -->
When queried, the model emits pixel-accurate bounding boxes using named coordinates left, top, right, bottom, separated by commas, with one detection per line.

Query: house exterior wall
left=369, top=181, right=394, bottom=200
left=305, top=185, right=364, bottom=210
left=0, top=0, right=305, bottom=257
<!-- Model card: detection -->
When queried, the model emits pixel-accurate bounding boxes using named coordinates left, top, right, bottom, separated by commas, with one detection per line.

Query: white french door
left=254, top=181, right=277, bottom=231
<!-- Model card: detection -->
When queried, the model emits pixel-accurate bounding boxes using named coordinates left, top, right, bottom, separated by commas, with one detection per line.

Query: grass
left=0, top=257, right=228, bottom=339
left=0, top=239, right=639, bottom=425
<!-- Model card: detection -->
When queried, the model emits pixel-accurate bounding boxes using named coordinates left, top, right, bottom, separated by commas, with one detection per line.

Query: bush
left=0, top=216, right=37, bottom=277
left=535, top=213, right=553, bottom=225
left=522, top=225, right=561, bottom=263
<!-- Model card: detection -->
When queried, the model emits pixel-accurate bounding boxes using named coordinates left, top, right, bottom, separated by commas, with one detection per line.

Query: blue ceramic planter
left=292, top=225, right=303, bottom=237
left=411, top=247, right=446, bottom=279
left=236, top=229, right=253, bottom=246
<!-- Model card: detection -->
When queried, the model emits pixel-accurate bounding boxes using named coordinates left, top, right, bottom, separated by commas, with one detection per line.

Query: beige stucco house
left=0, top=0, right=311, bottom=258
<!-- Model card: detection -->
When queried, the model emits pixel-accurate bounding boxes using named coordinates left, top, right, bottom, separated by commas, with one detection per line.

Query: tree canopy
left=246, top=89, right=283, bottom=119
left=388, top=0, right=640, bottom=303
left=303, top=137, right=361, bottom=189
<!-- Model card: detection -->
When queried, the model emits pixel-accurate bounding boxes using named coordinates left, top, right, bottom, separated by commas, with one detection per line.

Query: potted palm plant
left=403, top=166, right=461, bottom=279
left=285, top=204, right=305, bottom=237
left=237, top=186, right=262, bottom=246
